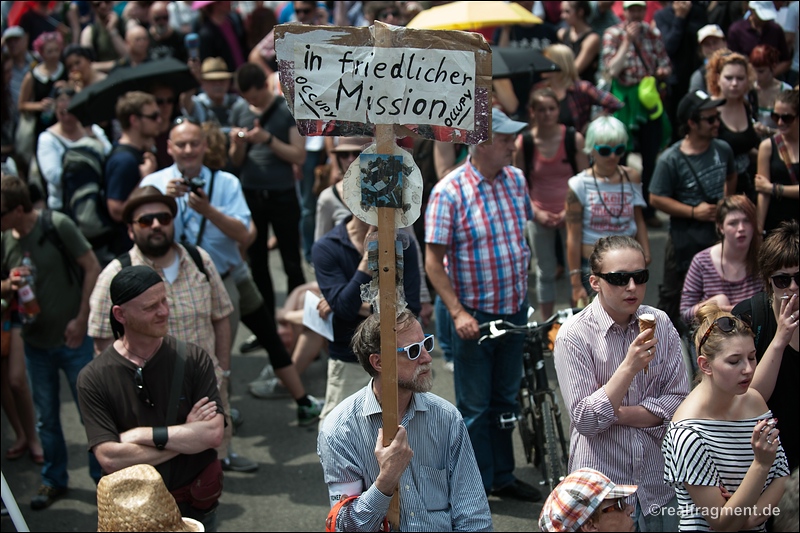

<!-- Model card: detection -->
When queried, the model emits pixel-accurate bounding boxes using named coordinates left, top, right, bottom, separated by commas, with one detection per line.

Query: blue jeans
left=300, top=149, right=326, bottom=264
left=451, top=304, right=526, bottom=492
left=25, top=336, right=102, bottom=488
left=434, top=295, right=453, bottom=363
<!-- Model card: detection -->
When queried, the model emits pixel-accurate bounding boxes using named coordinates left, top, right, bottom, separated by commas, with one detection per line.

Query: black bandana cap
left=109, top=265, right=163, bottom=339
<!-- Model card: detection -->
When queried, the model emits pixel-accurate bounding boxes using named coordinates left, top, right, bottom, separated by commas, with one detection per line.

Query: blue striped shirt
left=317, top=382, right=493, bottom=532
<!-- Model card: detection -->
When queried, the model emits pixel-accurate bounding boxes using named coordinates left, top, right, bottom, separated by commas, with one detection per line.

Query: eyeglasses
left=698, top=316, right=751, bottom=351
left=600, top=499, right=626, bottom=514
left=156, top=97, right=176, bottom=106
left=770, top=112, right=797, bottom=124
left=137, top=111, right=161, bottom=121
left=593, top=269, right=649, bottom=286
left=594, top=144, right=626, bottom=157
left=172, top=115, right=201, bottom=128
left=771, top=272, right=800, bottom=289
left=379, top=9, right=400, bottom=18
left=134, top=367, right=155, bottom=407
left=696, top=113, right=720, bottom=124
left=397, top=334, right=434, bottom=361
left=134, top=212, right=173, bottom=228
left=336, top=150, right=360, bottom=159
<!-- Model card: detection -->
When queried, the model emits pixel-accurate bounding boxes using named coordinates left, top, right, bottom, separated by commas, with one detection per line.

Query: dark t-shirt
left=149, top=30, right=187, bottom=62
left=105, top=144, right=143, bottom=253
left=732, top=295, right=799, bottom=471
left=764, top=137, right=800, bottom=233
left=77, top=336, right=222, bottom=490
left=229, top=96, right=296, bottom=192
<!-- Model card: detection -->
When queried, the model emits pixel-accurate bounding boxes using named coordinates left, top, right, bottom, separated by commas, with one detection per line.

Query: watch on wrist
left=221, top=369, right=231, bottom=378
left=153, top=426, right=169, bottom=450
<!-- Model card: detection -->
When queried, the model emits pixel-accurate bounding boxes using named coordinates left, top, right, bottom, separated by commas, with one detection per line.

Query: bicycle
left=478, top=307, right=578, bottom=493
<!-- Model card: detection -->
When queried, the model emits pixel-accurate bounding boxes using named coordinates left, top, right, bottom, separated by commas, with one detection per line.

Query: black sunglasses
left=134, top=212, right=173, bottom=228
left=600, top=499, right=626, bottom=514
left=695, top=113, right=720, bottom=124
left=397, top=335, right=434, bottom=361
left=772, top=272, right=800, bottom=289
left=336, top=150, right=360, bottom=159
left=593, top=269, right=649, bottom=286
left=698, top=316, right=751, bottom=351
left=137, top=111, right=161, bottom=121
left=134, top=367, right=155, bottom=407
left=594, top=144, right=626, bottom=157
left=770, top=112, right=797, bottom=124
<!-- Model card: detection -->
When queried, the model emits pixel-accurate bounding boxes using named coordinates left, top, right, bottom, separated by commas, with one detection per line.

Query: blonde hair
left=544, top=44, right=578, bottom=83
left=693, top=303, right=753, bottom=379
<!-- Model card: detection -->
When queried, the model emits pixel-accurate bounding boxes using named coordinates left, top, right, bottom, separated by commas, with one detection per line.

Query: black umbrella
left=491, top=46, right=560, bottom=78
left=68, top=57, right=199, bottom=125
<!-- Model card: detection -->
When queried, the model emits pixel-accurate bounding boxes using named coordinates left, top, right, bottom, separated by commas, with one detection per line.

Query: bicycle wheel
left=516, top=388, right=536, bottom=465
left=540, top=395, right=566, bottom=492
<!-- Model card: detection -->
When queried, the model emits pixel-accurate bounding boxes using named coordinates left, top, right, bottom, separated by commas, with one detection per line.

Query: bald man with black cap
left=77, top=265, right=225, bottom=531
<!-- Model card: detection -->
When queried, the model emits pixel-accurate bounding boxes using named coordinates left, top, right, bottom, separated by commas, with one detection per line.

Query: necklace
left=591, top=166, right=625, bottom=218
left=122, top=342, right=156, bottom=367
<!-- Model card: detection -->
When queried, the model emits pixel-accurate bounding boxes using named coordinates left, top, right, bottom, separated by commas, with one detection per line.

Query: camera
left=185, top=177, right=206, bottom=195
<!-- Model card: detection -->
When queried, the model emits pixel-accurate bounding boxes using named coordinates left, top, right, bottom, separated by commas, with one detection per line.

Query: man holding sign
left=425, top=109, right=539, bottom=502
left=318, top=309, right=492, bottom=532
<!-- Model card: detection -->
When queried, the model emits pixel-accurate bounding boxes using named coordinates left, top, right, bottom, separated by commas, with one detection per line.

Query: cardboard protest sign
left=274, top=22, right=491, bottom=143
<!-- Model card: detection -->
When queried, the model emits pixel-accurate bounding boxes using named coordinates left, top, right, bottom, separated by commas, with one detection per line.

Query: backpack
left=37, top=209, right=83, bottom=286
left=116, top=242, right=209, bottom=282
left=521, top=126, right=578, bottom=182
left=50, top=133, right=113, bottom=244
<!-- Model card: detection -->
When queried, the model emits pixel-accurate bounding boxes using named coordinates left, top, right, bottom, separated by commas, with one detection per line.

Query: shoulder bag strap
left=194, top=170, right=216, bottom=246
left=678, top=151, right=716, bottom=204
left=630, top=38, right=655, bottom=76
left=773, top=133, right=799, bottom=185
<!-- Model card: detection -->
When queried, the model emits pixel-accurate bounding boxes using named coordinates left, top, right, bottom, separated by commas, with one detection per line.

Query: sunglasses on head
left=134, top=367, right=154, bottom=407
left=594, top=269, right=649, bottom=286
left=698, top=315, right=751, bottom=351
left=772, top=272, right=800, bottom=289
left=770, top=112, right=797, bottom=124
left=172, top=115, right=201, bottom=128
left=594, top=144, right=626, bottom=157
left=137, top=111, right=161, bottom=121
left=134, top=212, right=173, bottom=228
left=600, top=499, right=626, bottom=514
left=397, top=334, right=434, bottom=361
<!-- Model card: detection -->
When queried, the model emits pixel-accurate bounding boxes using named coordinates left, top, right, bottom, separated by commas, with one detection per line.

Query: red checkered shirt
left=601, top=22, right=671, bottom=87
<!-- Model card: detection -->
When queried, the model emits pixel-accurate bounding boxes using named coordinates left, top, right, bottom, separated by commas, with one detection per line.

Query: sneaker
left=492, top=478, right=542, bottom=502
left=248, top=377, right=290, bottom=399
left=256, top=363, right=275, bottom=381
left=443, top=360, right=455, bottom=373
left=239, top=334, right=262, bottom=353
left=30, top=485, right=67, bottom=510
left=298, top=395, right=324, bottom=427
left=221, top=453, right=259, bottom=473
left=230, top=407, right=244, bottom=429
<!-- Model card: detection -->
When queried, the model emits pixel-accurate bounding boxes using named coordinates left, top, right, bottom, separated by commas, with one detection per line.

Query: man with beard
left=85, top=186, right=253, bottom=475
left=318, top=309, right=492, bottom=532
left=78, top=265, right=224, bottom=531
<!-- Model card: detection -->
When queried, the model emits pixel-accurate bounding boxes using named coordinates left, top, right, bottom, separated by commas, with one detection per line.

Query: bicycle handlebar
left=477, top=308, right=582, bottom=345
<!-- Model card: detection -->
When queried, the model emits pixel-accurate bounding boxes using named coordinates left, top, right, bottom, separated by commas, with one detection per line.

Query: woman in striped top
left=662, top=303, right=790, bottom=532
left=680, top=195, right=762, bottom=327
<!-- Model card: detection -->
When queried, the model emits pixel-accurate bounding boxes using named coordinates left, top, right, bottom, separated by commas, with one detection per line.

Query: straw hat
left=96, top=464, right=203, bottom=532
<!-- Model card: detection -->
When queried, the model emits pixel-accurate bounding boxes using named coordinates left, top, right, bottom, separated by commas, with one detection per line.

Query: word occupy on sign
left=274, top=22, right=491, bottom=144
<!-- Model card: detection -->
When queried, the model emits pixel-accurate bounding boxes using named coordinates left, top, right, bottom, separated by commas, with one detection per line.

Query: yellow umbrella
left=406, top=1, right=542, bottom=31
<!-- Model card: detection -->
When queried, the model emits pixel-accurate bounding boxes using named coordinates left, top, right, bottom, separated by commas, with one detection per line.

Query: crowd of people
left=1, top=1, right=799, bottom=532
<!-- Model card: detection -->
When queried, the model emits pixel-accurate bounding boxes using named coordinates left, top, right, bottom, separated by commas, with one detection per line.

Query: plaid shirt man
left=602, top=21, right=670, bottom=87
left=425, top=158, right=533, bottom=315
left=563, top=80, right=624, bottom=132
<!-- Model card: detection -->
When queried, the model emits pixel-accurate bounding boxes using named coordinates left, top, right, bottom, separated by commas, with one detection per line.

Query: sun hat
left=697, top=24, right=725, bottom=44
left=539, top=468, right=637, bottom=532
left=623, top=1, right=646, bottom=8
left=677, top=89, right=726, bottom=125
left=201, top=57, right=233, bottom=80
left=96, top=464, right=203, bottom=532
left=122, top=185, right=178, bottom=224
left=2, top=26, right=25, bottom=40
left=492, top=107, right=528, bottom=135
left=748, top=1, right=777, bottom=21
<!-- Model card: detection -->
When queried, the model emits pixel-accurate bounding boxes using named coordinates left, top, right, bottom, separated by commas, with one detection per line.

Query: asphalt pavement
left=1, top=209, right=671, bottom=532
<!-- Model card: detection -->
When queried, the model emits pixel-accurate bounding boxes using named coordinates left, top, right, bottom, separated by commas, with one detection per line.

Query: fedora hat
left=96, top=464, right=203, bottom=532
left=122, top=185, right=178, bottom=224
left=201, top=57, right=233, bottom=80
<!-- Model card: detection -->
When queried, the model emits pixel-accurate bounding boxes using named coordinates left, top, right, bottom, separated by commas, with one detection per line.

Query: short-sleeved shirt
left=663, top=413, right=790, bottom=531
left=104, top=144, right=143, bottom=202
left=88, top=243, right=232, bottom=358
left=229, top=96, right=296, bottom=192
left=77, top=336, right=223, bottom=490
left=1, top=211, right=92, bottom=349
left=568, top=169, right=646, bottom=245
left=140, top=164, right=251, bottom=277
left=425, top=159, right=533, bottom=315
left=602, top=22, right=671, bottom=86
left=650, top=139, right=734, bottom=209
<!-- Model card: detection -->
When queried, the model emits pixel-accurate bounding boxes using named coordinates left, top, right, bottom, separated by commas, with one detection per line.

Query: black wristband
left=153, top=426, right=168, bottom=450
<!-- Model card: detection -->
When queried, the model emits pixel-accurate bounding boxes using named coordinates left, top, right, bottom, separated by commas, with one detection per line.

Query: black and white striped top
left=662, top=412, right=790, bottom=532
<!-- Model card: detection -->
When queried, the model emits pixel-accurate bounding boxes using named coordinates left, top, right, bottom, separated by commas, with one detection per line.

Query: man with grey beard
left=317, top=309, right=492, bottom=532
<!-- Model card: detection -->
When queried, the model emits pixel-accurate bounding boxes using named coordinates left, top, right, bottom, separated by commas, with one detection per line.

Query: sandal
left=30, top=449, right=44, bottom=464
left=5, top=444, right=27, bottom=460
